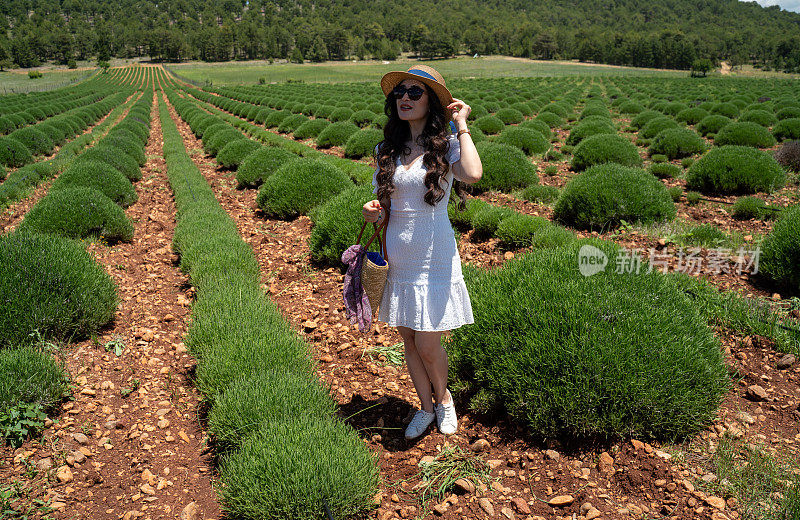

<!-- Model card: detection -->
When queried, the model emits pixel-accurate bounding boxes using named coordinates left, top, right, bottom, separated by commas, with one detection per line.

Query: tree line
left=1, top=0, right=800, bottom=73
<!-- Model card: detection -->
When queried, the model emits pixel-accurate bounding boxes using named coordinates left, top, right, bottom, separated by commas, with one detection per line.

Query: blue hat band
left=407, top=69, right=438, bottom=82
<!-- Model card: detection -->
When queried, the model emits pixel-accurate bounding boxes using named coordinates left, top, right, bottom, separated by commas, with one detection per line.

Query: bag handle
left=357, top=208, right=388, bottom=261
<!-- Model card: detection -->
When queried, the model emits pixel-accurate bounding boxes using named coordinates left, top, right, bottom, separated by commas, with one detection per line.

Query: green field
left=0, top=68, right=97, bottom=94
left=168, top=56, right=690, bottom=86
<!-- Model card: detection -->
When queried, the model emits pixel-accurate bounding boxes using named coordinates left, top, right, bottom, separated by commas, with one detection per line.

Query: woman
left=362, top=65, right=482, bottom=440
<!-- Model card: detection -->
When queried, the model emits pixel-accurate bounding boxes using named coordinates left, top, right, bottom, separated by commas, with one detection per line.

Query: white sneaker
left=435, top=392, right=458, bottom=435
left=404, top=409, right=436, bottom=440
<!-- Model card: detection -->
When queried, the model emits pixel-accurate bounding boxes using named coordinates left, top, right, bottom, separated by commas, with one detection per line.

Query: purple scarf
left=341, top=244, right=373, bottom=333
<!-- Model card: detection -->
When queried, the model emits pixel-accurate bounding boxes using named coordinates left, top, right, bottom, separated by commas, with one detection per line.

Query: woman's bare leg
left=413, top=330, right=451, bottom=406
left=398, top=325, right=435, bottom=413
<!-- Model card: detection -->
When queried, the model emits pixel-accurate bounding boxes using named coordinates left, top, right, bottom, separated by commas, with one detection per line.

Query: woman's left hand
left=447, top=98, right=471, bottom=126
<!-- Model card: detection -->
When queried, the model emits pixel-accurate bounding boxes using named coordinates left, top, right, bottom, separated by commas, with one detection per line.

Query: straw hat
left=380, top=64, right=453, bottom=108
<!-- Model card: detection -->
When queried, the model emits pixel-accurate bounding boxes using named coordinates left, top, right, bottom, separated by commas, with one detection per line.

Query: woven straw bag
left=357, top=217, right=389, bottom=314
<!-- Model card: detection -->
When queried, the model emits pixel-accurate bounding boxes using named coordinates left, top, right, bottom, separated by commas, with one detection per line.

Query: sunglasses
left=393, top=85, right=426, bottom=101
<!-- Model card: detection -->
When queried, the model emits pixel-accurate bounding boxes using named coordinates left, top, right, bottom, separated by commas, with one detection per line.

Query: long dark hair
left=375, top=84, right=468, bottom=210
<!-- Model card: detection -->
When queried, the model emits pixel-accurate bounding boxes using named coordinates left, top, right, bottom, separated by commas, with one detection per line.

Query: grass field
left=0, top=68, right=96, bottom=94
left=168, top=55, right=691, bottom=86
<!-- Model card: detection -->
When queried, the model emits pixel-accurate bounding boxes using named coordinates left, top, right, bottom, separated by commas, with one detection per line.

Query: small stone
left=778, top=354, right=796, bottom=369
left=580, top=503, right=593, bottom=514
left=737, top=411, right=755, bottom=425
left=655, top=479, right=667, bottom=487
left=631, top=439, right=645, bottom=450
left=140, top=483, right=156, bottom=495
left=72, top=433, right=88, bottom=445
left=302, top=320, right=317, bottom=331
left=544, top=449, right=560, bottom=460
left=453, top=478, right=475, bottom=494
left=433, top=503, right=448, bottom=515
left=586, top=508, right=602, bottom=520
left=598, top=452, right=614, bottom=466
left=504, top=251, right=515, bottom=260
left=706, top=496, right=726, bottom=510
left=56, top=466, right=73, bottom=483
left=746, top=385, right=768, bottom=401
left=479, top=498, right=495, bottom=516
left=711, top=512, right=730, bottom=520
left=419, top=455, right=435, bottom=465
left=512, top=496, right=531, bottom=514
left=36, top=458, right=53, bottom=471
left=548, top=495, right=574, bottom=507
left=142, top=469, right=156, bottom=485
left=470, top=438, right=490, bottom=453
left=501, top=506, right=514, bottom=519
left=683, top=480, right=695, bottom=492
left=666, top=482, right=677, bottom=492
left=180, top=502, right=198, bottom=520
left=72, top=450, right=86, bottom=464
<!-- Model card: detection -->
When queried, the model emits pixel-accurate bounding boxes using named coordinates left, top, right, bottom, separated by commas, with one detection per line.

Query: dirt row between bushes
left=0, top=92, right=221, bottom=520
left=0, top=90, right=142, bottom=234
left=159, top=89, right=767, bottom=520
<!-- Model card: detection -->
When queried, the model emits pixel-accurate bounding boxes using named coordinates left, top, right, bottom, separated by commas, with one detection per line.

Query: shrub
left=276, top=114, right=308, bottom=134
left=205, top=128, right=246, bottom=157
left=495, top=108, right=524, bottom=125
left=649, top=163, right=681, bottom=179
left=53, top=160, right=137, bottom=207
left=0, top=346, right=69, bottom=423
left=776, top=107, right=800, bottom=120
left=681, top=157, right=695, bottom=168
left=0, top=232, right=117, bottom=348
left=668, top=186, right=683, bottom=202
left=651, top=154, right=668, bottom=163
left=648, top=128, right=706, bottom=159
left=555, top=163, right=675, bottom=230
left=631, top=110, right=662, bottom=129
left=495, top=213, right=551, bottom=248
left=571, top=134, right=642, bottom=171
left=618, top=101, right=645, bottom=114
left=446, top=240, right=729, bottom=440
left=639, top=117, right=680, bottom=139
left=772, top=118, right=800, bottom=141
left=329, top=107, right=354, bottom=122
left=739, top=109, right=778, bottom=127
left=519, top=119, right=551, bottom=139
left=566, top=120, right=615, bottom=146
left=236, top=147, right=299, bottom=188
left=19, top=187, right=134, bottom=242
left=685, top=191, right=702, bottom=205
left=208, top=369, right=336, bottom=453
left=218, top=416, right=379, bottom=520
left=256, top=158, right=353, bottom=219
left=308, top=184, right=381, bottom=266
left=521, top=183, right=559, bottom=204
left=534, top=112, right=564, bottom=128
left=760, top=204, right=800, bottom=295
left=264, top=110, right=291, bottom=128
left=350, top=110, right=376, bottom=128
left=540, top=103, right=568, bottom=118
left=774, top=140, right=800, bottom=172
left=496, top=127, right=549, bottom=155
left=473, top=142, right=538, bottom=193
left=715, top=122, right=776, bottom=148
left=316, top=122, right=360, bottom=148
left=0, top=137, right=33, bottom=168
left=686, top=145, right=786, bottom=195
left=102, top=133, right=146, bottom=166
left=10, top=127, right=53, bottom=156
left=696, top=115, right=732, bottom=137
left=448, top=197, right=489, bottom=229
left=473, top=115, right=505, bottom=135
left=731, top=196, right=767, bottom=220
left=77, top=146, right=141, bottom=182
left=293, top=119, right=330, bottom=139
left=472, top=204, right=517, bottom=238
left=676, top=107, right=709, bottom=125
left=711, top=102, right=740, bottom=118
left=217, top=139, right=262, bottom=170
left=344, top=129, right=383, bottom=159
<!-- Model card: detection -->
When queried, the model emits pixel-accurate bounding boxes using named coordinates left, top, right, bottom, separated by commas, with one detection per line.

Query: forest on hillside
left=1, top=0, right=800, bottom=72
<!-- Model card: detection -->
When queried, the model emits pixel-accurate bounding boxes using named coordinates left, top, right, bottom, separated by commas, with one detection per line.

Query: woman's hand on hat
left=447, top=98, right=470, bottom=126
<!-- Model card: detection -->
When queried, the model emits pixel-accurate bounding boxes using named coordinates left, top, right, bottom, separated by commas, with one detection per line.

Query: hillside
left=1, top=0, right=799, bottom=71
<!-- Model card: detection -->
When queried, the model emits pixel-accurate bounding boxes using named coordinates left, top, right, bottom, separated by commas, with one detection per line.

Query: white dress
left=371, top=136, right=474, bottom=332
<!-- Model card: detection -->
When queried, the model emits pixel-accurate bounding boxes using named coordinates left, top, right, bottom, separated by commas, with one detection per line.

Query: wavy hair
left=374, top=84, right=467, bottom=211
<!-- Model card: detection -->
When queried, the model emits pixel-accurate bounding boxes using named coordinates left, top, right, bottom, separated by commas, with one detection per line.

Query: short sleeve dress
left=371, top=135, right=474, bottom=332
